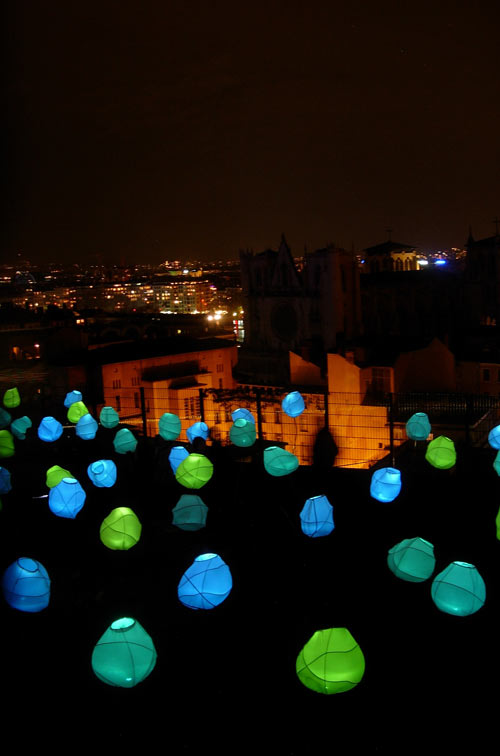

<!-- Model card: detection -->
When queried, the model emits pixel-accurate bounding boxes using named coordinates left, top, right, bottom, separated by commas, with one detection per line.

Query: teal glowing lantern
left=282, top=390, right=305, bottom=418
left=425, top=436, right=456, bottom=470
left=113, top=428, right=137, bottom=454
left=229, top=418, right=256, bottom=447
left=46, top=465, right=74, bottom=488
left=100, top=507, right=142, bottom=550
left=231, top=408, right=255, bottom=424
left=296, top=628, right=365, bottom=695
left=0, top=408, right=12, bottom=430
left=493, top=451, right=500, bottom=476
left=300, top=495, right=334, bottom=538
left=263, top=446, right=299, bottom=477
left=99, top=406, right=120, bottom=429
left=387, top=537, right=436, bottom=582
left=169, top=446, right=189, bottom=473
left=178, top=553, right=232, bottom=610
left=0, top=430, right=15, bottom=458
left=158, top=412, right=182, bottom=441
left=67, top=401, right=89, bottom=423
left=172, top=494, right=208, bottom=531
left=48, top=478, right=86, bottom=519
left=64, top=390, right=82, bottom=408
left=431, top=561, right=486, bottom=616
left=38, top=416, right=63, bottom=442
left=11, top=416, right=32, bottom=440
left=2, top=557, right=50, bottom=612
left=175, top=453, right=214, bottom=489
left=3, top=387, right=20, bottom=409
left=186, top=421, right=209, bottom=444
left=75, top=413, right=98, bottom=440
left=488, top=425, right=500, bottom=449
left=405, top=412, right=431, bottom=441
left=91, top=617, right=157, bottom=688
left=370, top=467, right=402, bottom=502
left=0, top=467, right=12, bottom=494
left=87, top=459, right=117, bottom=488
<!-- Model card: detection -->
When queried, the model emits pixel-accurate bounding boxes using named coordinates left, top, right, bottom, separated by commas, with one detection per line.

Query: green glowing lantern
left=175, top=453, right=214, bottom=489
left=99, top=406, right=120, bottom=428
left=91, top=617, right=157, bottom=688
left=67, top=401, right=89, bottom=423
left=100, top=507, right=142, bottom=550
left=158, top=412, right=182, bottom=441
left=46, top=465, right=74, bottom=488
left=229, top=418, right=256, bottom=447
left=0, top=408, right=12, bottom=430
left=387, top=537, right=436, bottom=582
left=0, top=430, right=15, bottom=458
left=263, top=446, right=299, bottom=477
left=3, top=387, right=20, bottom=409
left=10, top=416, right=32, bottom=440
left=296, top=628, right=365, bottom=694
left=425, top=435, right=456, bottom=470
left=172, top=494, right=208, bottom=530
left=113, top=428, right=137, bottom=454
left=431, top=561, right=486, bottom=616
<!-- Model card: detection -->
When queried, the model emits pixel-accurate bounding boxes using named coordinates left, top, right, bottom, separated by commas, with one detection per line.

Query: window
left=112, top=379, right=121, bottom=389
left=134, top=392, right=140, bottom=408
left=483, top=368, right=490, bottom=382
left=115, top=395, right=121, bottom=412
left=218, top=379, right=223, bottom=388
left=216, top=363, right=224, bottom=373
left=183, top=396, right=200, bottom=418
left=131, top=376, right=140, bottom=386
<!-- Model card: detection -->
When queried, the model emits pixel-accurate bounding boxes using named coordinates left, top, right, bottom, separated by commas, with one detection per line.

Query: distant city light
left=434, top=260, right=447, bottom=266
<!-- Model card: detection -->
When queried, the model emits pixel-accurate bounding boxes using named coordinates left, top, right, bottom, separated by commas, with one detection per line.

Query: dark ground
left=1, top=426, right=499, bottom=753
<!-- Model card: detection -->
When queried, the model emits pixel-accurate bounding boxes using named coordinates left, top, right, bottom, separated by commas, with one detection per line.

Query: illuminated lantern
left=2, top=557, right=50, bottom=612
left=11, top=415, right=32, bottom=440
left=49, top=477, right=86, bottom=519
left=100, top=507, right=142, bottom=550
left=405, top=412, right=431, bottom=441
left=264, top=446, right=299, bottom=477
left=75, top=413, right=98, bottom=440
left=64, top=390, right=82, bottom=408
left=425, top=436, right=456, bottom=470
left=67, top=401, right=89, bottom=423
left=300, top=495, right=334, bottom=538
left=178, top=553, right=232, bottom=610
left=175, top=453, right=214, bottom=489
left=91, top=617, right=157, bottom=688
left=488, top=425, right=500, bottom=449
left=370, top=467, right=402, bottom=502
left=0, top=430, right=15, bottom=458
left=158, top=412, right=182, bottom=441
left=0, top=467, right=12, bottom=494
left=496, top=506, right=500, bottom=539
left=493, top=451, right=500, bottom=476
left=87, top=459, right=117, bottom=488
left=387, top=537, right=436, bottom=582
left=431, top=561, right=486, bottom=616
left=186, top=421, right=209, bottom=444
left=282, top=391, right=305, bottom=418
left=46, top=465, right=74, bottom=488
left=231, top=408, right=255, bottom=424
left=0, top=408, right=12, bottom=430
left=229, top=418, right=256, bottom=447
left=3, top=387, right=20, bottom=409
left=169, top=446, right=190, bottom=474
left=38, top=416, right=63, bottom=442
left=100, top=406, right=120, bottom=429
left=113, top=428, right=137, bottom=454
left=172, top=494, right=208, bottom=531
left=296, top=628, right=365, bottom=695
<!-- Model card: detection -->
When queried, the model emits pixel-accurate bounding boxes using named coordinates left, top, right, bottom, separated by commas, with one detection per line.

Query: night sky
left=4, top=1, right=500, bottom=265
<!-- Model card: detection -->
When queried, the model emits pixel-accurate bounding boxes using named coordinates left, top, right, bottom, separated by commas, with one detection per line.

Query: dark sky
left=3, top=1, right=500, bottom=264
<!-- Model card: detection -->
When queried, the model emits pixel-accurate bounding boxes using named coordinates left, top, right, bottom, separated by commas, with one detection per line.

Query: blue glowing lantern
left=231, top=408, right=255, bottom=424
left=264, top=446, right=299, bottom=477
left=38, top=416, right=63, bottom=442
left=178, top=553, right=232, bottom=610
left=0, top=467, right=12, bottom=495
left=370, top=467, right=402, bottom=502
left=0, top=408, right=12, bottom=430
left=405, top=412, right=431, bottom=441
left=186, top=421, right=209, bottom=444
left=158, top=412, right=182, bottom=441
left=282, top=391, right=305, bottom=418
left=2, top=557, right=50, bottom=612
left=11, top=415, right=32, bottom=440
left=488, top=425, right=500, bottom=449
left=64, top=390, right=82, bottom=408
left=300, top=495, right=335, bottom=538
left=0, top=430, right=15, bottom=458
left=172, top=494, right=208, bottom=531
left=99, top=406, right=120, bottom=429
left=431, top=561, right=486, bottom=616
left=48, top=477, right=86, bottom=519
left=113, top=428, right=137, bottom=454
left=229, top=418, right=256, bottom=447
left=387, top=537, right=436, bottom=582
left=92, top=617, right=157, bottom=688
left=169, top=445, right=190, bottom=473
left=87, top=459, right=117, bottom=488
left=75, top=413, right=98, bottom=440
